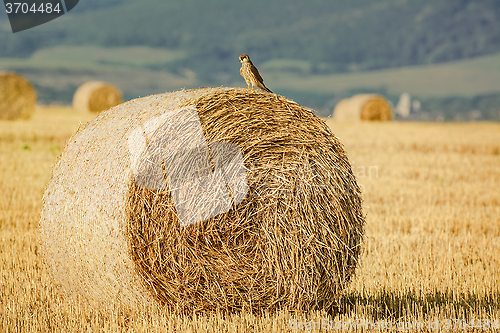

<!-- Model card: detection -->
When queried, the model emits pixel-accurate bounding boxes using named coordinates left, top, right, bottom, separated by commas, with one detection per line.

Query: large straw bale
left=72, top=81, right=122, bottom=113
left=333, top=94, right=393, bottom=121
left=40, top=87, right=365, bottom=314
left=0, top=72, right=37, bottom=120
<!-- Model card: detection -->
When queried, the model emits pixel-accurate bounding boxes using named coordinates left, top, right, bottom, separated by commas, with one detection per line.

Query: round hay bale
left=40, top=87, right=365, bottom=313
left=333, top=94, right=393, bottom=121
left=0, top=72, right=37, bottom=120
left=72, top=81, right=123, bottom=113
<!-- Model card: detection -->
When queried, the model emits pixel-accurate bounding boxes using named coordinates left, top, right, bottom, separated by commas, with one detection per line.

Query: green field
left=1, top=47, right=500, bottom=103
left=265, top=52, right=500, bottom=98
left=0, top=46, right=186, bottom=70
left=0, top=46, right=197, bottom=102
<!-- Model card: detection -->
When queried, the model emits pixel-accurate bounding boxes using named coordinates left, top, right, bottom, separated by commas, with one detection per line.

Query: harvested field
left=1, top=103, right=499, bottom=331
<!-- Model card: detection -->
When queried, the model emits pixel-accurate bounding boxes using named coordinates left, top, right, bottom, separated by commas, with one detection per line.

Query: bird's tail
left=261, top=84, right=273, bottom=94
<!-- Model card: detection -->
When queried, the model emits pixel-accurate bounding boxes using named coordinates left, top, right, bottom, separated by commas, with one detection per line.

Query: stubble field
left=0, top=106, right=499, bottom=332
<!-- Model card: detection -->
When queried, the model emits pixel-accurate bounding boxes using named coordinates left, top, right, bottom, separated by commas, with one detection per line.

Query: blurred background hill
left=1, top=0, right=499, bottom=120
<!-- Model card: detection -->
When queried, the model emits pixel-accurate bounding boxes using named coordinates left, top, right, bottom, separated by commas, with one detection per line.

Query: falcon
left=239, top=54, right=272, bottom=93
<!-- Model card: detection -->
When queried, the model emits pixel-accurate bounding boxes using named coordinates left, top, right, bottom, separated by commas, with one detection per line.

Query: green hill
left=1, top=0, right=499, bottom=80
left=1, top=0, right=499, bottom=120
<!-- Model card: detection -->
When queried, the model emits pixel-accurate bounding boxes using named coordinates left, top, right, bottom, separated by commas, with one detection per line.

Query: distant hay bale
left=0, top=72, right=37, bottom=120
left=333, top=94, right=393, bottom=121
left=72, top=81, right=123, bottom=113
left=40, top=87, right=365, bottom=314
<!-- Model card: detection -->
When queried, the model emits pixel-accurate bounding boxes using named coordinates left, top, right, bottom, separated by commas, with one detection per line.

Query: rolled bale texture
left=333, top=94, right=393, bottom=121
left=0, top=72, right=37, bottom=120
left=41, top=87, right=365, bottom=313
left=72, top=81, right=123, bottom=113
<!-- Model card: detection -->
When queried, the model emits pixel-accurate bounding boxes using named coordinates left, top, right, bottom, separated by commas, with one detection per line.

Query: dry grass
left=0, top=72, right=37, bottom=120
left=41, top=88, right=364, bottom=314
left=332, top=94, right=392, bottom=121
left=1, top=105, right=499, bottom=332
left=72, top=81, right=123, bottom=113
left=125, top=89, right=363, bottom=313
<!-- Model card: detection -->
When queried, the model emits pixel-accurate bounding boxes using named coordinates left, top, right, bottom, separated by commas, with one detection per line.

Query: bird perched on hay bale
left=333, top=94, right=393, bottom=121
left=72, top=81, right=123, bottom=113
left=40, top=87, right=364, bottom=314
left=239, top=54, right=273, bottom=93
left=0, top=72, right=37, bottom=120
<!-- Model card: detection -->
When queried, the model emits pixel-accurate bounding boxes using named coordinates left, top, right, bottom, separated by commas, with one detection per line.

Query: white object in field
left=395, top=93, right=411, bottom=118
left=412, top=100, right=421, bottom=113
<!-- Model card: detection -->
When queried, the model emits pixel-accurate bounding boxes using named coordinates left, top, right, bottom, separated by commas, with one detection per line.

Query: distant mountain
left=1, top=0, right=499, bottom=84
left=1, top=0, right=500, bottom=120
